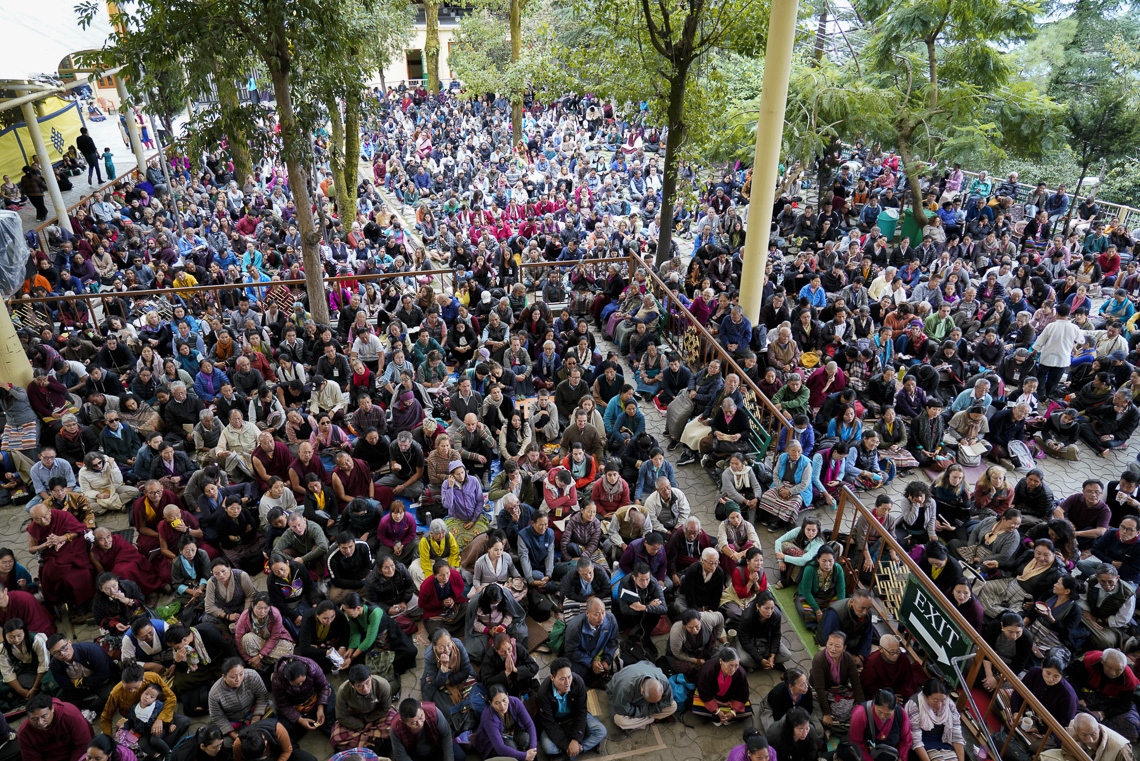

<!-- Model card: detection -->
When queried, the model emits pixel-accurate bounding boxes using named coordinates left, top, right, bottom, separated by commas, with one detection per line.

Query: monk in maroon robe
left=0, top=586, right=56, bottom=635
left=331, top=455, right=374, bottom=507
left=288, top=442, right=330, bottom=498
left=26, top=504, right=95, bottom=607
left=157, top=507, right=220, bottom=563
left=131, top=482, right=182, bottom=581
left=252, top=434, right=295, bottom=492
left=89, top=527, right=163, bottom=595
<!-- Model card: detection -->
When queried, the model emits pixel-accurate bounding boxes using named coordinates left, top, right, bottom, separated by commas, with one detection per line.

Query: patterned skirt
left=330, top=719, right=389, bottom=752
left=445, top=516, right=490, bottom=551
left=757, top=490, right=805, bottom=524
left=1, top=420, right=37, bottom=452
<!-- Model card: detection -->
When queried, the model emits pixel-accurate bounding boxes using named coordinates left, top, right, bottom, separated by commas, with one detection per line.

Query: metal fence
left=29, top=155, right=160, bottom=253
left=832, top=487, right=1093, bottom=761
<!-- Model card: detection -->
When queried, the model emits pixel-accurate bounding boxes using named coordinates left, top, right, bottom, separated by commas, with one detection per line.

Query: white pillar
left=737, top=0, right=800, bottom=322
left=116, top=77, right=148, bottom=175
left=19, top=99, right=72, bottom=234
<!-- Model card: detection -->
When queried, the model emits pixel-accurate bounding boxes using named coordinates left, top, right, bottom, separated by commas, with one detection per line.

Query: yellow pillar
left=738, top=0, right=800, bottom=323
left=19, top=99, right=72, bottom=235
left=116, top=77, right=149, bottom=175
left=0, top=301, right=33, bottom=388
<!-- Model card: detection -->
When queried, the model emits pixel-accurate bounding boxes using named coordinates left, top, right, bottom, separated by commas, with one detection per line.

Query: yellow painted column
left=19, top=100, right=73, bottom=234
left=738, top=0, right=800, bottom=323
left=117, top=77, right=149, bottom=176
left=0, top=300, right=33, bottom=388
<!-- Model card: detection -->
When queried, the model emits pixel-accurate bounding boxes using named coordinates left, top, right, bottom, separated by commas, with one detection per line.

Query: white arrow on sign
left=907, top=611, right=950, bottom=665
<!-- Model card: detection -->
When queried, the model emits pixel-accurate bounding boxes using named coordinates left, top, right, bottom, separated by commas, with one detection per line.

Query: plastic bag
left=0, top=211, right=31, bottom=298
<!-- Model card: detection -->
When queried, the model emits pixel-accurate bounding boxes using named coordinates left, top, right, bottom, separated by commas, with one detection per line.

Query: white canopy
left=0, top=0, right=113, bottom=82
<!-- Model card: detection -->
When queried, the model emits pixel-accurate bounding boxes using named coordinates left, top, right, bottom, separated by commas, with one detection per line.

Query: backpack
left=862, top=703, right=902, bottom=761
left=1007, top=439, right=1034, bottom=471
left=668, top=673, right=693, bottom=706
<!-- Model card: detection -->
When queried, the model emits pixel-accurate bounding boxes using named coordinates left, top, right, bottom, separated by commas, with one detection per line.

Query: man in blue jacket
left=563, top=597, right=620, bottom=686
left=719, top=305, right=753, bottom=359
left=47, top=633, right=120, bottom=711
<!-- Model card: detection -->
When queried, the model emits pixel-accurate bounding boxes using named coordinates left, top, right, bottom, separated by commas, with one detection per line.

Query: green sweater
left=798, top=563, right=846, bottom=614
left=348, top=605, right=384, bottom=652
left=773, top=383, right=809, bottom=415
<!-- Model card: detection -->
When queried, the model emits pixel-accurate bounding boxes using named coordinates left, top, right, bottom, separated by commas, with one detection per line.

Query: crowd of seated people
left=8, top=83, right=1140, bottom=761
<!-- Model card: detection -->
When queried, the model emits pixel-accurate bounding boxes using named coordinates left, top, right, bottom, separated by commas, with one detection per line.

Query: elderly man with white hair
left=606, top=656, right=674, bottom=729
left=1068, top=647, right=1140, bottom=742
left=77, top=451, right=138, bottom=513
left=860, top=634, right=917, bottom=703
left=1043, top=713, right=1132, bottom=761
left=643, top=476, right=691, bottom=537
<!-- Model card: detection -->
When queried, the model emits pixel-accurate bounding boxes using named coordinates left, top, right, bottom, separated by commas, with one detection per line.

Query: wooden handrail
left=627, top=250, right=794, bottom=452
left=9, top=267, right=457, bottom=306
left=31, top=153, right=161, bottom=250
left=832, top=487, right=1093, bottom=761
left=516, top=256, right=625, bottom=271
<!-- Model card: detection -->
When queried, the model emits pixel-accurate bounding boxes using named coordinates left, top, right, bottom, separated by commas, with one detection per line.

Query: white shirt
left=1032, top=318, right=1086, bottom=367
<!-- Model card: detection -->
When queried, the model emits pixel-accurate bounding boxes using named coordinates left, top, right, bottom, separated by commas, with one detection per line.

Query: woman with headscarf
left=389, top=389, right=424, bottom=436
left=442, top=461, right=488, bottom=550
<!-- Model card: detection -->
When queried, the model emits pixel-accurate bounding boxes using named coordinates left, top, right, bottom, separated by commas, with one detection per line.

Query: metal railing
left=7, top=267, right=461, bottom=336
left=832, top=487, right=1093, bottom=761
left=30, top=153, right=161, bottom=252
left=953, top=168, right=1140, bottom=232
left=627, top=251, right=794, bottom=456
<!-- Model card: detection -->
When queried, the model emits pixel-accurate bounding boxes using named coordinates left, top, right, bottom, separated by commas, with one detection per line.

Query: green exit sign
left=899, top=576, right=976, bottom=685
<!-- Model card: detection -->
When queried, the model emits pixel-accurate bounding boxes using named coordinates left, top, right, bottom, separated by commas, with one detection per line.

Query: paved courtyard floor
left=1, top=324, right=1132, bottom=760
left=5, top=155, right=1134, bottom=760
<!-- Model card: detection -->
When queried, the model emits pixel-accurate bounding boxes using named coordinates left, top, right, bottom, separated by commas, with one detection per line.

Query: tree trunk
left=424, top=0, right=441, bottom=94
left=343, top=86, right=362, bottom=220
left=215, top=62, right=252, bottom=185
left=813, top=9, right=828, bottom=63
left=510, top=0, right=523, bottom=145
left=896, top=127, right=928, bottom=227
left=656, top=72, right=688, bottom=266
left=267, top=37, right=330, bottom=326
left=325, top=93, right=347, bottom=217
left=1063, top=167, right=1089, bottom=237
left=926, top=38, right=938, bottom=107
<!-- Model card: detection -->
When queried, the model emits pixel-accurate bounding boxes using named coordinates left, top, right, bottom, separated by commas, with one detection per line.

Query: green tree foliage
left=77, top=0, right=386, bottom=326
left=305, top=0, right=414, bottom=222
left=748, top=0, right=1060, bottom=224
left=548, top=0, right=768, bottom=264
left=448, top=0, right=554, bottom=141
left=1058, top=87, right=1140, bottom=220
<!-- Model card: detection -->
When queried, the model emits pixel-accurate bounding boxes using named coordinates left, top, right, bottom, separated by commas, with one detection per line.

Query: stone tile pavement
left=3, top=325, right=1125, bottom=761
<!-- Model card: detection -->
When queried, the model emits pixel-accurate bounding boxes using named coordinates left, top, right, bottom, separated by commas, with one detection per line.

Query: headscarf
left=390, top=389, right=424, bottom=433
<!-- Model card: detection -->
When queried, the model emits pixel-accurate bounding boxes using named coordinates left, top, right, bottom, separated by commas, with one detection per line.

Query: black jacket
left=678, top=561, right=725, bottom=612
left=363, top=562, right=416, bottom=607
left=738, top=599, right=785, bottom=663
left=536, top=672, right=591, bottom=751
left=327, top=540, right=373, bottom=590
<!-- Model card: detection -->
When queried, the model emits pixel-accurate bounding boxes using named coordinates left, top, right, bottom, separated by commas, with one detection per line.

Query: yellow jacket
left=100, top=671, right=176, bottom=734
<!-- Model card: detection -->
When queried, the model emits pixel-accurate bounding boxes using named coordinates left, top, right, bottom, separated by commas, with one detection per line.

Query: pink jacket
left=235, top=606, right=293, bottom=660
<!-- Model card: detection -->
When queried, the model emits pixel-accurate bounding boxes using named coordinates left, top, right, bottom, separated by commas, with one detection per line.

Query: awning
left=0, top=0, right=113, bottom=82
